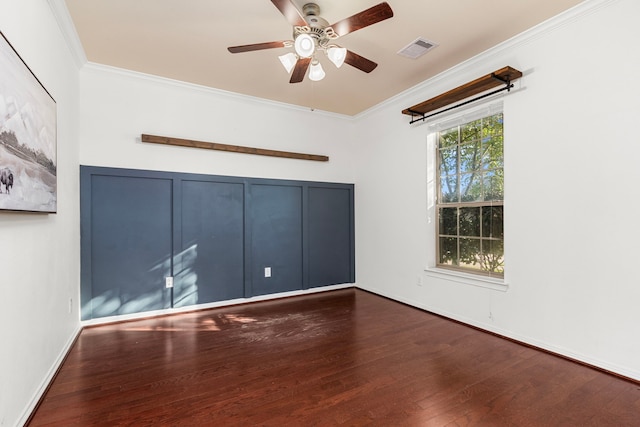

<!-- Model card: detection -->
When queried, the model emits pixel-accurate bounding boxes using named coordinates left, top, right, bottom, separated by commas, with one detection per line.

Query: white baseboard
left=17, top=324, right=82, bottom=427
left=358, top=285, right=640, bottom=383
left=82, top=283, right=355, bottom=327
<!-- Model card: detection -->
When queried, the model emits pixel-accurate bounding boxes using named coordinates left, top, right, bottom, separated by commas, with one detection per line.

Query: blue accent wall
left=80, top=166, right=355, bottom=320
left=307, top=186, right=355, bottom=288
left=177, top=178, right=245, bottom=307
left=249, top=184, right=303, bottom=296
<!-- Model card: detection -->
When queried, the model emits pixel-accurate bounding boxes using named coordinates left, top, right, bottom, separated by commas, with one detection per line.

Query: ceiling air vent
left=397, top=37, right=438, bottom=59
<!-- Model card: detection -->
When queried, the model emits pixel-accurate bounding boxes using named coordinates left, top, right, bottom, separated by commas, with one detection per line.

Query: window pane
left=440, top=175, right=458, bottom=203
left=439, top=147, right=458, bottom=176
left=460, top=172, right=483, bottom=202
left=482, top=137, right=504, bottom=170
left=482, top=113, right=503, bottom=137
left=459, top=238, right=481, bottom=269
left=459, top=207, right=480, bottom=237
left=460, top=142, right=481, bottom=173
left=439, top=207, right=457, bottom=236
left=461, top=119, right=482, bottom=143
left=482, top=206, right=504, bottom=238
left=439, top=128, right=459, bottom=148
left=483, top=169, right=504, bottom=201
left=481, top=239, right=504, bottom=274
left=439, top=237, right=458, bottom=266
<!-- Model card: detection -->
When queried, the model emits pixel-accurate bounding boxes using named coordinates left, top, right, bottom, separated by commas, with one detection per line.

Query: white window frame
left=424, top=101, right=508, bottom=291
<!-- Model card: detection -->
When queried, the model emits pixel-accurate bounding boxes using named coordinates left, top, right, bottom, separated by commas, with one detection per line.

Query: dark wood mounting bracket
left=402, top=66, right=523, bottom=124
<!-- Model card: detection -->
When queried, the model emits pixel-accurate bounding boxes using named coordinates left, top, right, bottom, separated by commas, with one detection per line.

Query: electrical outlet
left=68, top=298, right=73, bottom=314
left=416, top=276, right=423, bottom=287
left=165, top=276, right=174, bottom=288
left=264, top=267, right=271, bottom=278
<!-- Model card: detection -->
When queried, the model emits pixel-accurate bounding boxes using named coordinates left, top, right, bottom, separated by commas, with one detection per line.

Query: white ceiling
left=64, top=0, right=584, bottom=116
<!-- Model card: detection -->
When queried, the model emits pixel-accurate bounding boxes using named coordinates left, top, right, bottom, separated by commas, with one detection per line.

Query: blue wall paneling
left=176, top=179, right=245, bottom=307
left=80, top=169, right=174, bottom=320
left=249, top=184, right=303, bottom=296
left=307, top=186, right=355, bottom=288
left=80, top=166, right=355, bottom=320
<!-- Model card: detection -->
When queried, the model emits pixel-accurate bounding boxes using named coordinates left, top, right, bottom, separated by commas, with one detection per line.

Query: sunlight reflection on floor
left=96, top=313, right=258, bottom=332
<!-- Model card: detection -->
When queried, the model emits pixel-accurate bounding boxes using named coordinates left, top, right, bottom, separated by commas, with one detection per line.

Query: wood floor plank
left=28, top=289, right=640, bottom=426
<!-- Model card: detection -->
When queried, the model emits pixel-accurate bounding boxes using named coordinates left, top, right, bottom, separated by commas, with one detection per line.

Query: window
left=436, top=111, right=504, bottom=277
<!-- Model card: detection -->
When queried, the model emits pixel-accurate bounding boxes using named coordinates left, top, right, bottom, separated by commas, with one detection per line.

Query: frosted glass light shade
left=294, top=34, right=315, bottom=58
left=278, top=52, right=297, bottom=73
left=309, top=61, right=325, bottom=81
left=327, top=47, right=347, bottom=68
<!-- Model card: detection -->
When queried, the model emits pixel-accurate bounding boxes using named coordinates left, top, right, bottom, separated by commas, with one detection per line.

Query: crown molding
left=82, top=62, right=353, bottom=122
left=48, top=0, right=616, bottom=122
left=46, top=0, right=87, bottom=69
left=356, top=0, right=617, bottom=121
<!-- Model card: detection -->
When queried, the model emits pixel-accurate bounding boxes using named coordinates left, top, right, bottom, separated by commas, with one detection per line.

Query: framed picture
left=0, top=31, right=57, bottom=213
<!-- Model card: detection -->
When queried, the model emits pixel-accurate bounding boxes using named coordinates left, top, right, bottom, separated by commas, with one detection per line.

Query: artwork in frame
left=0, top=31, right=56, bottom=213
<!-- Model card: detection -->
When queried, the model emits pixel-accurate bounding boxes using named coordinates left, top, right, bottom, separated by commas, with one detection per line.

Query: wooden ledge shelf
left=402, top=66, right=522, bottom=118
left=141, top=134, right=329, bottom=162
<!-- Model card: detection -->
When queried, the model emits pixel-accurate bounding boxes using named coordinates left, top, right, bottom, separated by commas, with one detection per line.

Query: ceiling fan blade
left=330, top=2, right=394, bottom=37
left=227, top=41, right=288, bottom=53
left=271, top=0, right=307, bottom=27
left=290, top=57, right=311, bottom=83
left=344, top=50, right=378, bottom=73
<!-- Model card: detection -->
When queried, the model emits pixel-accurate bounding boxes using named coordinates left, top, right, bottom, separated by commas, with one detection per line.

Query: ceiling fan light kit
left=278, top=52, right=297, bottom=73
left=327, top=46, right=347, bottom=68
left=228, top=1, right=394, bottom=83
left=308, top=60, right=326, bottom=81
left=294, top=33, right=315, bottom=58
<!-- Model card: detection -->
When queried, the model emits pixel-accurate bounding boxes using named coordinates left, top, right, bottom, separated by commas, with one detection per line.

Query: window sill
left=424, top=267, right=508, bottom=292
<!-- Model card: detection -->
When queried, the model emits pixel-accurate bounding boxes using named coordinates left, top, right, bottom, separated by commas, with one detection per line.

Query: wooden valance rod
left=141, top=134, right=329, bottom=162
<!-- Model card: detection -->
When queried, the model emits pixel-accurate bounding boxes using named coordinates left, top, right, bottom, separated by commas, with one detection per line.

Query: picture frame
left=0, top=31, right=57, bottom=213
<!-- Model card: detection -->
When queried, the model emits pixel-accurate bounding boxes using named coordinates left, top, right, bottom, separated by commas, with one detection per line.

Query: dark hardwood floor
left=28, top=289, right=640, bottom=426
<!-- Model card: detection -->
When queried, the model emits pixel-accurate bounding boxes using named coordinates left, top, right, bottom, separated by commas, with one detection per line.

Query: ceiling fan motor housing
left=302, top=3, right=321, bottom=19
left=295, top=3, right=336, bottom=50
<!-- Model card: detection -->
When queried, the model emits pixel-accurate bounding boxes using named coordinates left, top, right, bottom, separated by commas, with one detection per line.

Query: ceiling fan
left=227, top=1, right=394, bottom=83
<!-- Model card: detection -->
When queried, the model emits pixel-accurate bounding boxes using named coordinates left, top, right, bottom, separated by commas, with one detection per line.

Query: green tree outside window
left=436, top=113, right=504, bottom=276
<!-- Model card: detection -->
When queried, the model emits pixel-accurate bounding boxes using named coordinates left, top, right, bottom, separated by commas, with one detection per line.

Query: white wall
left=78, top=65, right=356, bottom=184
left=3, top=0, right=638, bottom=424
left=0, top=1, right=81, bottom=426
left=354, top=0, right=640, bottom=381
